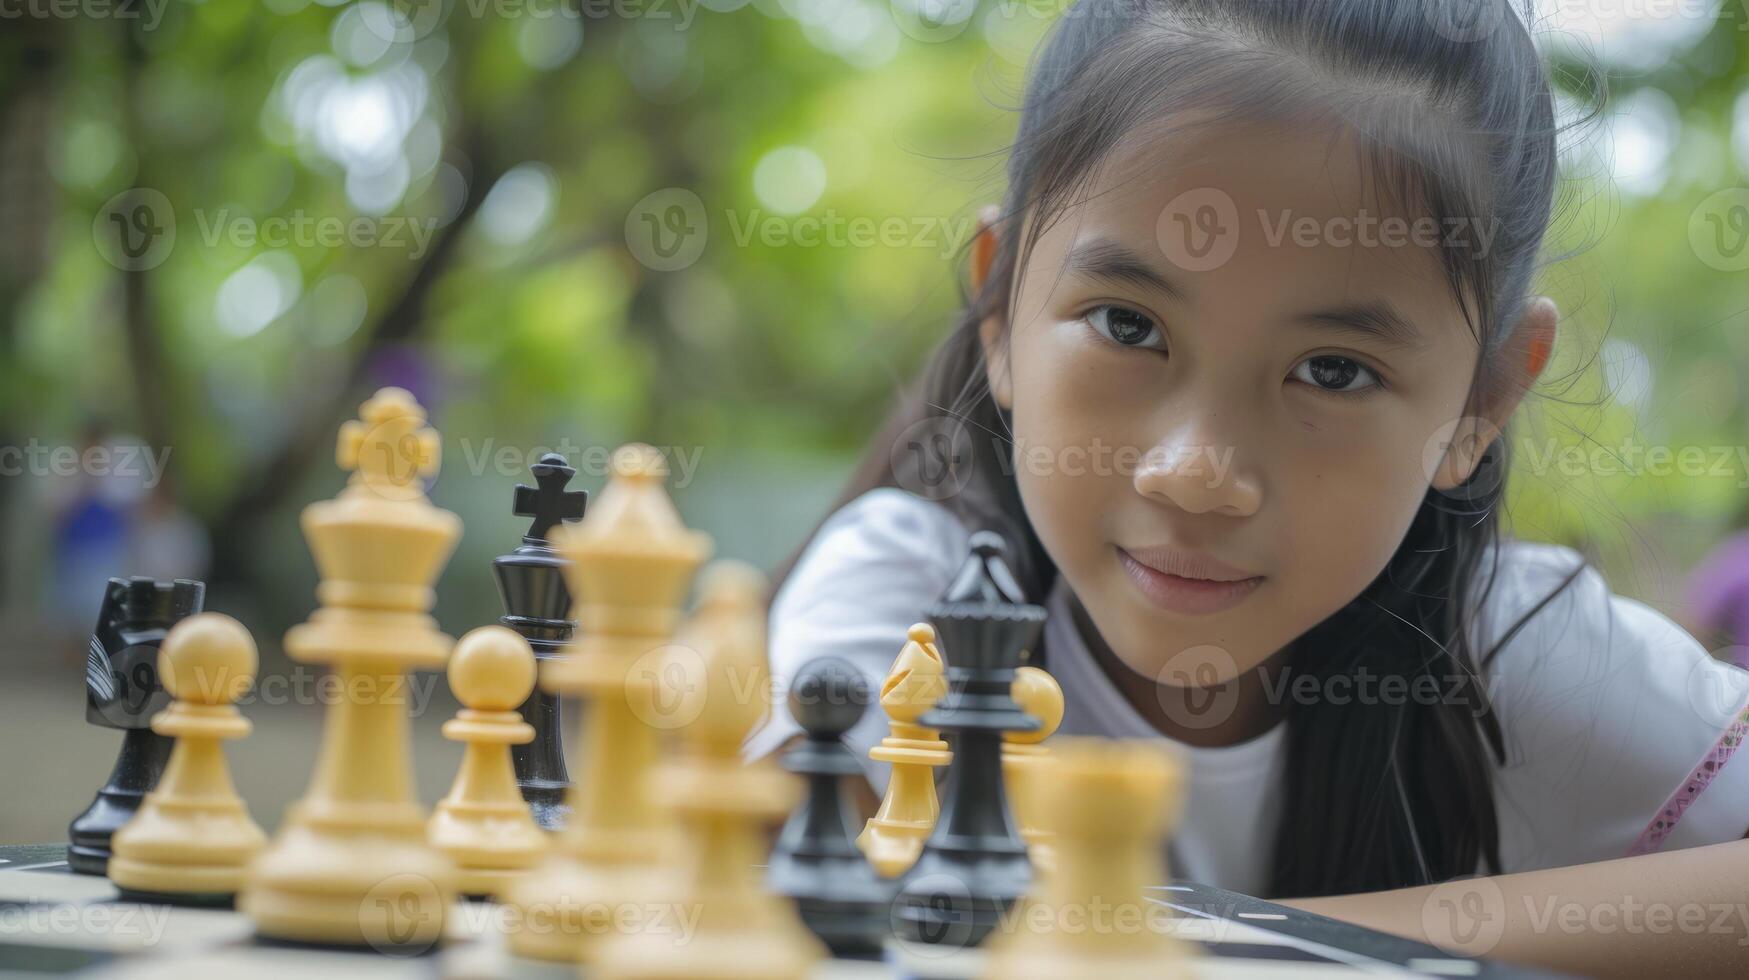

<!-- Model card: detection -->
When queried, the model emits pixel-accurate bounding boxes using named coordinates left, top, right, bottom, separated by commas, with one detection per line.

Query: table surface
left=0, top=844, right=1566, bottom=979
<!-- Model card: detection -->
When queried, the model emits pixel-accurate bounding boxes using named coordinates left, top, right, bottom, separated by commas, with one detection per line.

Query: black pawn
left=892, top=531, right=1043, bottom=949
left=767, top=657, right=893, bottom=959
left=68, top=576, right=205, bottom=876
left=494, top=452, right=588, bottom=831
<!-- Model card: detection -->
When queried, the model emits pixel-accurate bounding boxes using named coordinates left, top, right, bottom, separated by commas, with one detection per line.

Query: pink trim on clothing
left=1628, top=702, right=1749, bottom=856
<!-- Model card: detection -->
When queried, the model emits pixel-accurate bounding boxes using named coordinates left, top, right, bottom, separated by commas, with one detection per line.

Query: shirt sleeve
left=1479, top=541, right=1749, bottom=873
left=742, top=487, right=970, bottom=793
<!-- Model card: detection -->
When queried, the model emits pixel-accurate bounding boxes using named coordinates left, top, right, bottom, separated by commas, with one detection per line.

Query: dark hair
left=777, top=0, right=1593, bottom=897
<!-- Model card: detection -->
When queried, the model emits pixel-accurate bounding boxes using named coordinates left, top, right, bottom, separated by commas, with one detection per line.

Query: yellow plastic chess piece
left=241, top=387, right=462, bottom=951
left=109, top=613, right=266, bottom=903
left=504, top=443, right=711, bottom=964
left=429, top=625, right=548, bottom=899
left=856, top=623, right=950, bottom=877
left=1004, top=664, right=1064, bottom=875
left=981, top=737, right=1194, bottom=980
left=594, top=561, right=826, bottom=980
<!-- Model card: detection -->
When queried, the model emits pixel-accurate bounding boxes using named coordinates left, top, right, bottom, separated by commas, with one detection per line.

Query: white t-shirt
left=745, top=488, right=1749, bottom=895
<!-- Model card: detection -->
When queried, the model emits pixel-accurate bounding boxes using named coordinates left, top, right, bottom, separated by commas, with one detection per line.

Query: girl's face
left=984, top=120, right=1541, bottom=687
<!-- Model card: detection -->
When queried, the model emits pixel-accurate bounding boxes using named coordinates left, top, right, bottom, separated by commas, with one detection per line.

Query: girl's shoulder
left=781, top=487, right=971, bottom=586
left=745, top=489, right=969, bottom=772
left=1472, top=538, right=1749, bottom=868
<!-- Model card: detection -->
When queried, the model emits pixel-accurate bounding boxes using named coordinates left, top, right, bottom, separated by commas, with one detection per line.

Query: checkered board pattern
left=0, top=845, right=1559, bottom=979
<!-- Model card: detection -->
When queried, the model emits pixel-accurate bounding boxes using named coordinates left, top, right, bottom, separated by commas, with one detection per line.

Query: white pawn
left=429, top=625, right=548, bottom=898
left=109, top=613, right=266, bottom=902
left=1004, top=665, right=1064, bottom=874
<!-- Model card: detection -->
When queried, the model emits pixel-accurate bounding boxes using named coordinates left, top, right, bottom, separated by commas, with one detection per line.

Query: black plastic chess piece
left=768, top=657, right=893, bottom=958
left=892, top=531, right=1044, bottom=949
left=494, top=452, right=587, bottom=830
left=67, top=577, right=205, bottom=876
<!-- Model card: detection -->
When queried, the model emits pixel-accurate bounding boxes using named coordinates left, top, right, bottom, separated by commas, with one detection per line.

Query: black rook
left=67, top=576, right=205, bottom=876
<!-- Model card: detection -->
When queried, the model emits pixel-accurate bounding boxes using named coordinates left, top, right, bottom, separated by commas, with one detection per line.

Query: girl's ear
left=1431, top=297, right=1558, bottom=491
left=970, top=205, right=1014, bottom=410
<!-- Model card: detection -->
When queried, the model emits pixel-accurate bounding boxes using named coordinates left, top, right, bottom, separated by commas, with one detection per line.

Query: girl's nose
left=1132, top=439, right=1263, bottom=518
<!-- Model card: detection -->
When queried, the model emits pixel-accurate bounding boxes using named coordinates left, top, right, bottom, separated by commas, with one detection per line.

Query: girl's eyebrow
left=1063, top=237, right=1187, bottom=301
left=1292, top=303, right=1430, bottom=353
left=1066, top=236, right=1429, bottom=354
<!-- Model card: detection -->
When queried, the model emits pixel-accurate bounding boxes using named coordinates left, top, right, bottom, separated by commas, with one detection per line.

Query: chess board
left=0, top=845, right=1563, bottom=979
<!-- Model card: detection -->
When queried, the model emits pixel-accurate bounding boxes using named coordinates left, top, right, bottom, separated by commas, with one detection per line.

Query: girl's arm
left=1285, top=838, right=1749, bottom=979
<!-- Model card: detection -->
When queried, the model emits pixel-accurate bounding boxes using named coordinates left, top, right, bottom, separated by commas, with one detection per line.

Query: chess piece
left=981, top=738, right=1193, bottom=980
left=857, top=623, right=950, bottom=878
left=767, top=657, right=893, bottom=958
left=504, top=444, right=711, bottom=964
left=241, top=387, right=463, bottom=951
left=1004, top=665, right=1063, bottom=875
left=893, top=531, right=1044, bottom=950
left=429, top=625, right=548, bottom=899
left=109, top=613, right=267, bottom=904
left=594, top=562, right=825, bottom=980
left=68, top=576, right=205, bottom=876
left=494, top=453, right=586, bottom=830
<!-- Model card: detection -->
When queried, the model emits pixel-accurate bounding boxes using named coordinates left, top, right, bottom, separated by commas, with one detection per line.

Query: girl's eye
left=1085, top=305, right=1165, bottom=351
left=1291, top=355, right=1381, bottom=397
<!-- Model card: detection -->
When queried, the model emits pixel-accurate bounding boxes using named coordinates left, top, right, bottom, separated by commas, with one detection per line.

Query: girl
left=746, top=0, right=1749, bottom=975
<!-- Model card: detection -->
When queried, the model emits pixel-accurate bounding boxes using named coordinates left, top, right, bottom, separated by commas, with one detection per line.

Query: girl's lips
left=1117, top=546, right=1264, bottom=615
